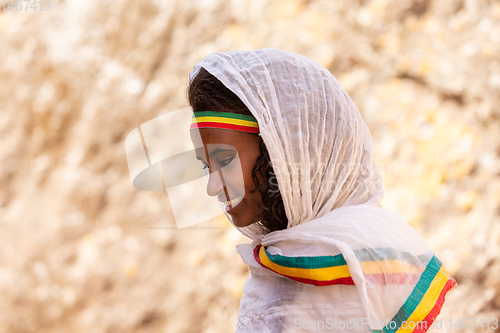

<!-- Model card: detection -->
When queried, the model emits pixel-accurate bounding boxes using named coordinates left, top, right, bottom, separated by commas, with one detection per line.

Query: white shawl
left=189, top=48, right=455, bottom=333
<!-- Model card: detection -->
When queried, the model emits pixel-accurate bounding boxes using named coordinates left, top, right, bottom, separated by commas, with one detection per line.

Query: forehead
left=190, top=128, right=242, bottom=156
left=190, top=128, right=261, bottom=157
left=190, top=127, right=243, bottom=144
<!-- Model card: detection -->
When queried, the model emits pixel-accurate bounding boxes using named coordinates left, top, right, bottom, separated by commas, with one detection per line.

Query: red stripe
left=364, top=273, right=421, bottom=285
left=253, top=245, right=355, bottom=286
left=190, top=121, right=259, bottom=133
left=290, top=275, right=355, bottom=286
left=413, top=278, right=457, bottom=333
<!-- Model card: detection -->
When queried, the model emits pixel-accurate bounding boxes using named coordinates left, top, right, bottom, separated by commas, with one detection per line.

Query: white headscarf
left=189, top=48, right=455, bottom=333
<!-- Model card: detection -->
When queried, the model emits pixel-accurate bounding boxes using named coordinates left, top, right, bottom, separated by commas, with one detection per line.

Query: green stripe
left=382, top=255, right=442, bottom=333
left=263, top=248, right=347, bottom=269
left=263, top=247, right=433, bottom=270
left=353, top=248, right=432, bottom=267
left=192, top=111, right=258, bottom=122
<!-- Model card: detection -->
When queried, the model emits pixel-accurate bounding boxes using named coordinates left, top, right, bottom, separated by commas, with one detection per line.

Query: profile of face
left=190, top=127, right=264, bottom=228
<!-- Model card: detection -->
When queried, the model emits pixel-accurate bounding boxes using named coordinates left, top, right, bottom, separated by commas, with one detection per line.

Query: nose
left=206, top=168, right=224, bottom=197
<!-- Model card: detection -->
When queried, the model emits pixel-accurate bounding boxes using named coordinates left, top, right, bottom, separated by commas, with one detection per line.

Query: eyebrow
left=195, top=148, right=234, bottom=162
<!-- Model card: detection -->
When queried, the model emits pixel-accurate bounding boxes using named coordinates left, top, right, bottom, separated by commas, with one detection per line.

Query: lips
left=219, top=196, right=243, bottom=209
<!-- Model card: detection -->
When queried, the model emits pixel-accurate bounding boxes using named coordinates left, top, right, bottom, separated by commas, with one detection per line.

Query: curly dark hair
left=187, top=67, right=288, bottom=233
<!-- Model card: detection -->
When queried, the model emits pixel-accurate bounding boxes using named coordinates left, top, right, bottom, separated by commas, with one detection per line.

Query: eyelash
left=201, top=158, right=233, bottom=171
left=220, top=158, right=233, bottom=167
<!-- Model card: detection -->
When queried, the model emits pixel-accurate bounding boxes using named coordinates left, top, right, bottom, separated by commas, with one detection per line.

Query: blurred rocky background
left=0, top=0, right=499, bottom=332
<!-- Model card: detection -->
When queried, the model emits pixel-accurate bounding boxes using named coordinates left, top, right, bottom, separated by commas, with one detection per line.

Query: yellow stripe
left=395, top=266, right=450, bottom=333
left=360, top=261, right=426, bottom=275
left=192, top=116, right=259, bottom=128
left=260, top=249, right=425, bottom=281
left=259, top=248, right=351, bottom=281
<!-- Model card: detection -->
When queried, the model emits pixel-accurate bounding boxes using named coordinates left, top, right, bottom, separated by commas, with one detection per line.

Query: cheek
left=243, top=165, right=265, bottom=202
left=238, top=146, right=263, bottom=200
left=219, top=167, right=246, bottom=198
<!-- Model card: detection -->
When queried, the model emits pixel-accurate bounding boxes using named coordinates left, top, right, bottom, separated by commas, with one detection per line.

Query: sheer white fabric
left=189, top=48, right=450, bottom=333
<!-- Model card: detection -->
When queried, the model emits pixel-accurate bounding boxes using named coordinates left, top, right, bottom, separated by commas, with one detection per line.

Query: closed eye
left=219, top=157, right=234, bottom=167
left=200, top=157, right=233, bottom=172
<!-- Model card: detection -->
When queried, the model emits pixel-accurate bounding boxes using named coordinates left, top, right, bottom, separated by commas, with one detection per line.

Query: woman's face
left=190, top=128, right=264, bottom=228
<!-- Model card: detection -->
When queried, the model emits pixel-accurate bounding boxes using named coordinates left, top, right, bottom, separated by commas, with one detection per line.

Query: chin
left=232, top=218, right=250, bottom=228
left=232, top=220, right=245, bottom=228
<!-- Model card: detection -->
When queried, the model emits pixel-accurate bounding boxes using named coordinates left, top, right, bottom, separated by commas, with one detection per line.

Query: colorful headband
left=190, top=111, right=260, bottom=134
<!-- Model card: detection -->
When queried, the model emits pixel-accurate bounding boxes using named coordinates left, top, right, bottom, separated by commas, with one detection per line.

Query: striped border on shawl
left=371, top=255, right=457, bottom=333
left=253, top=244, right=353, bottom=286
left=253, top=245, right=429, bottom=287
left=253, top=244, right=456, bottom=333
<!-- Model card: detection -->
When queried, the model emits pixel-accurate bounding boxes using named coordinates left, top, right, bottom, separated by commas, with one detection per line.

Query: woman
left=187, top=48, right=455, bottom=333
